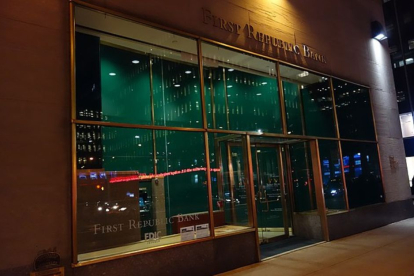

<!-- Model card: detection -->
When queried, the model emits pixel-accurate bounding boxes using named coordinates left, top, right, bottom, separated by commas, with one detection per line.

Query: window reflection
left=76, top=32, right=102, bottom=122
left=76, top=7, right=201, bottom=128
left=155, top=130, right=208, bottom=226
left=333, top=79, right=376, bottom=140
left=283, top=81, right=303, bottom=135
left=74, top=5, right=385, bottom=263
left=202, top=43, right=282, bottom=133
left=318, top=140, right=346, bottom=210
left=208, top=133, right=253, bottom=233
left=152, top=56, right=202, bottom=128
left=289, top=142, right=316, bottom=212
left=76, top=126, right=210, bottom=261
left=279, top=65, right=336, bottom=137
left=76, top=126, right=154, bottom=257
left=75, top=5, right=207, bottom=261
left=100, top=44, right=152, bottom=124
left=341, top=142, right=384, bottom=208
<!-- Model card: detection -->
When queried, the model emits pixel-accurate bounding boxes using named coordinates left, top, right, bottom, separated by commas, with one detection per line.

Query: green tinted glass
left=202, top=42, right=282, bottom=133
left=208, top=133, right=253, bottom=230
left=283, top=81, right=303, bottom=135
left=155, top=130, right=208, bottom=218
left=204, top=68, right=228, bottom=129
left=227, top=70, right=281, bottom=133
left=280, top=65, right=336, bottom=137
left=101, top=127, right=154, bottom=172
left=153, top=57, right=202, bottom=128
left=75, top=6, right=208, bottom=261
left=100, top=45, right=152, bottom=125
left=301, top=78, right=336, bottom=137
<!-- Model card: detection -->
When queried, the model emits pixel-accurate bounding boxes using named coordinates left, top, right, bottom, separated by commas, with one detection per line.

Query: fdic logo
left=145, top=231, right=162, bottom=243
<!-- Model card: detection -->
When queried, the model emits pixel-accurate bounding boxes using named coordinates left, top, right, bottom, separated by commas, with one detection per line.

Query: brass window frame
left=70, top=0, right=385, bottom=267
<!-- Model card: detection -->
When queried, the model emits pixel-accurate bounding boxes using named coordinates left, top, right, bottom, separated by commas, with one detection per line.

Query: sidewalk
left=218, top=218, right=414, bottom=276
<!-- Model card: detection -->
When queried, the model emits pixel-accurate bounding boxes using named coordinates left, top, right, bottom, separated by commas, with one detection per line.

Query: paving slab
left=217, top=218, right=414, bottom=276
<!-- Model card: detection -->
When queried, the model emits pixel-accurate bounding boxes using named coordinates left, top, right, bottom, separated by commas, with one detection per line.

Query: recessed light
left=174, top=84, right=180, bottom=87
left=109, top=73, right=116, bottom=76
left=185, top=70, right=192, bottom=74
left=261, top=82, right=267, bottom=85
left=132, top=60, right=139, bottom=64
left=228, top=68, right=234, bottom=72
left=374, top=33, right=387, bottom=41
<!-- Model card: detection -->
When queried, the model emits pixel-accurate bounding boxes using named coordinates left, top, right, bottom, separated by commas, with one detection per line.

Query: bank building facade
left=1, top=0, right=413, bottom=275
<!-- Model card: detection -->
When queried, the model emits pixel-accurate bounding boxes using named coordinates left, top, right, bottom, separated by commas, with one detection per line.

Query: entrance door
left=215, top=135, right=323, bottom=251
left=220, top=139, right=292, bottom=244
left=251, top=145, right=291, bottom=244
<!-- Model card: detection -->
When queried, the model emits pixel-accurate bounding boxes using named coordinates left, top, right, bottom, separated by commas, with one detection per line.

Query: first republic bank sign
left=202, top=8, right=327, bottom=64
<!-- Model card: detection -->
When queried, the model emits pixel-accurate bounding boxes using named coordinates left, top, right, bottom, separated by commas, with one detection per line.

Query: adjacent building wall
left=0, top=1, right=72, bottom=275
left=0, top=0, right=411, bottom=275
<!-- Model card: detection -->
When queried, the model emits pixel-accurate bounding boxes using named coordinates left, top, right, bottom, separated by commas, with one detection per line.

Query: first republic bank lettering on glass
left=202, top=8, right=327, bottom=64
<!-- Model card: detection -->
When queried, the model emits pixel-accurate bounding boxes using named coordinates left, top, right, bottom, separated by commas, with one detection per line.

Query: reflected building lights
left=73, top=11, right=383, bottom=262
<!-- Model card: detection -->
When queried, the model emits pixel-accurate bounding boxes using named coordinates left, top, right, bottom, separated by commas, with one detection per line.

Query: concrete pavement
left=218, top=218, right=414, bottom=276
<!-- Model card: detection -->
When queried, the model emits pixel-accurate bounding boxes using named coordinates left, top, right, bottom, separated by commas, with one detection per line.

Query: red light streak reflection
left=109, top=167, right=220, bottom=183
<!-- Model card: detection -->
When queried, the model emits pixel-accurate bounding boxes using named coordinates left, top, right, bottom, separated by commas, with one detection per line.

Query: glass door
left=214, top=135, right=326, bottom=248
left=214, top=134, right=254, bottom=233
left=251, top=145, right=291, bottom=244
left=215, top=135, right=293, bottom=244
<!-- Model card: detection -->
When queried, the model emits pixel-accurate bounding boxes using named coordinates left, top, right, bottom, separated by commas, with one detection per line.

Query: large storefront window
left=75, top=6, right=201, bottom=128
left=333, top=79, right=376, bottom=140
left=341, top=141, right=384, bottom=208
left=76, top=125, right=210, bottom=261
left=75, top=6, right=208, bottom=261
left=72, top=4, right=385, bottom=264
left=77, top=126, right=152, bottom=257
left=202, top=43, right=282, bottom=133
left=279, top=65, right=336, bottom=137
